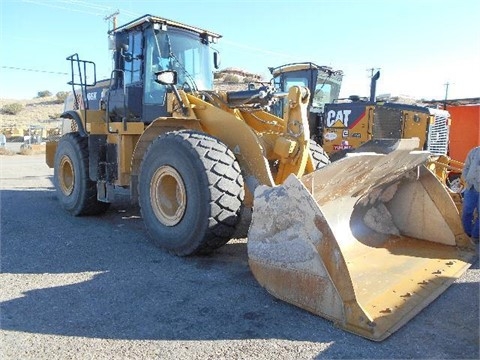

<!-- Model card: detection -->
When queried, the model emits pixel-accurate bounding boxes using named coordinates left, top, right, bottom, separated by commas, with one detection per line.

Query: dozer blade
left=247, top=139, right=476, bottom=341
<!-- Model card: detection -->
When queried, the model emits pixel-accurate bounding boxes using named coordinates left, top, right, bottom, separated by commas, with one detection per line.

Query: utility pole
left=104, top=11, right=120, bottom=77
left=443, top=82, right=450, bottom=110
left=366, top=67, right=381, bottom=78
left=104, top=10, right=120, bottom=31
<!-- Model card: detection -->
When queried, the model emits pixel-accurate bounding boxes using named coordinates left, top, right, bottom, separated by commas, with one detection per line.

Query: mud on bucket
left=247, top=141, right=476, bottom=341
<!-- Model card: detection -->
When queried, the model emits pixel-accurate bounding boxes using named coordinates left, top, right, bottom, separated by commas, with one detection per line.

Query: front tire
left=139, top=131, right=244, bottom=256
left=54, top=133, right=110, bottom=216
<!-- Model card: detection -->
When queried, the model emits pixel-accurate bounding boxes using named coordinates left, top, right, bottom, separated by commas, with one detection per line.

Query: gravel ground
left=0, top=151, right=478, bottom=359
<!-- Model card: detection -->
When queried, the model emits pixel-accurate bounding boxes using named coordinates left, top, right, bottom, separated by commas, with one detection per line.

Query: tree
left=37, top=90, right=52, bottom=98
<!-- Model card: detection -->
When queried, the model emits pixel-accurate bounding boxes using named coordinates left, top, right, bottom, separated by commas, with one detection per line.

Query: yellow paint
left=45, top=141, right=57, bottom=168
left=402, top=111, right=432, bottom=149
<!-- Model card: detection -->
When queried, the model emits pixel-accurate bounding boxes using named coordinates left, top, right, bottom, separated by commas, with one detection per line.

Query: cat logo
left=326, top=109, right=352, bottom=127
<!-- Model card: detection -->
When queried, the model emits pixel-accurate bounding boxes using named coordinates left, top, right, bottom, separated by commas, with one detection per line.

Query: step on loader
left=46, top=15, right=477, bottom=341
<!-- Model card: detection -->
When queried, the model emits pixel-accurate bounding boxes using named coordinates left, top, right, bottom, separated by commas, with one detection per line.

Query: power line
left=21, top=0, right=139, bottom=19
left=21, top=0, right=105, bottom=17
left=59, top=0, right=138, bottom=18
left=1, top=66, right=69, bottom=75
left=19, top=0, right=303, bottom=66
left=66, top=0, right=138, bottom=16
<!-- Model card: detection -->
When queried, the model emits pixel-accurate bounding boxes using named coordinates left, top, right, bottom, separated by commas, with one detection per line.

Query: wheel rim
left=150, top=166, right=187, bottom=226
left=59, top=155, right=74, bottom=196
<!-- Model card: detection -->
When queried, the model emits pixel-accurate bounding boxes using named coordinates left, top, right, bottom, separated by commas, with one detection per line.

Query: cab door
left=108, top=30, right=143, bottom=122
left=142, top=28, right=170, bottom=122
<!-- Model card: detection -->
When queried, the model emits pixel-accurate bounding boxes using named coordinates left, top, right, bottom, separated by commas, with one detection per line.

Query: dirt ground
left=0, top=150, right=479, bottom=359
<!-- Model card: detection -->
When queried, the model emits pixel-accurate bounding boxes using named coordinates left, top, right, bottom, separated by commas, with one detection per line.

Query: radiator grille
left=372, top=107, right=403, bottom=139
left=426, top=108, right=450, bottom=155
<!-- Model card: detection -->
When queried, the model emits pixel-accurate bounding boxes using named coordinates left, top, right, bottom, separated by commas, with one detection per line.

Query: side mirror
left=213, top=51, right=221, bottom=69
left=120, top=46, right=133, bottom=63
left=123, top=52, right=133, bottom=63
left=155, top=70, right=178, bottom=85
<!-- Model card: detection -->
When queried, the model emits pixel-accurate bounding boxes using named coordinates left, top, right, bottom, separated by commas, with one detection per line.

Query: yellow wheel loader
left=270, top=62, right=451, bottom=160
left=45, top=15, right=476, bottom=341
left=270, top=62, right=464, bottom=205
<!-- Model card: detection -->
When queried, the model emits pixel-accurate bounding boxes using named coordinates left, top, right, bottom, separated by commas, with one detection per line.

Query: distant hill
left=214, top=68, right=266, bottom=91
left=0, top=97, right=63, bottom=136
left=0, top=68, right=266, bottom=136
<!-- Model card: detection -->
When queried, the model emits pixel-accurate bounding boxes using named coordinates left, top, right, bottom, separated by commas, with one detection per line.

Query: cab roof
left=110, top=14, right=222, bottom=39
left=270, top=62, right=343, bottom=77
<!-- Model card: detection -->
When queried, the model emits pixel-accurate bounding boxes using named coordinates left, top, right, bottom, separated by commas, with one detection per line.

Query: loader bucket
left=247, top=139, right=476, bottom=341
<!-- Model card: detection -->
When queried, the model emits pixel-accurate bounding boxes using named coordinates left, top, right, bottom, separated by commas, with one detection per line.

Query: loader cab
left=271, top=63, right=343, bottom=115
left=270, top=63, right=343, bottom=143
left=107, top=15, right=221, bottom=124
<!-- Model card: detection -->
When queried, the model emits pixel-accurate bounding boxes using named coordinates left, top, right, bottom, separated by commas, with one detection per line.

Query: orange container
left=447, top=105, right=480, bottom=162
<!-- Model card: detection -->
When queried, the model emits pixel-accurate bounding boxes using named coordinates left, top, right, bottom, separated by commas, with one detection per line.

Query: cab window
left=124, top=31, right=143, bottom=85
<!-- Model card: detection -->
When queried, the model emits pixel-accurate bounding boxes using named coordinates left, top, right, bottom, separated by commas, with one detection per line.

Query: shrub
left=243, top=77, right=257, bottom=84
left=55, top=91, right=70, bottom=104
left=37, top=90, right=52, bottom=98
left=19, top=145, right=34, bottom=155
left=1, top=103, right=24, bottom=115
left=223, top=74, right=240, bottom=83
left=0, top=147, right=15, bottom=156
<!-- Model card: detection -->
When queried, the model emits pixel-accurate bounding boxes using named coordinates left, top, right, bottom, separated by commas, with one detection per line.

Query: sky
left=0, top=0, right=479, bottom=101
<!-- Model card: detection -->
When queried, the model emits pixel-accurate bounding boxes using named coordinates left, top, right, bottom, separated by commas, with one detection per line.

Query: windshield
left=144, top=27, right=214, bottom=103
left=312, top=71, right=342, bottom=109
left=274, top=68, right=343, bottom=112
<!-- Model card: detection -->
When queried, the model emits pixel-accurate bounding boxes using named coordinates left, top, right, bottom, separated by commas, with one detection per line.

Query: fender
left=60, top=110, right=88, bottom=137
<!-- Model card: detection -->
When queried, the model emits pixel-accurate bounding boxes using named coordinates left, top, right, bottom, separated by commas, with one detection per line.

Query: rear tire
left=54, top=132, right=110, bottom=215
left=329, top=148, right=353, bottom=162
left=309, top=139, right=330, bottom=170
left=138, top=130, right=244, bottom=256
